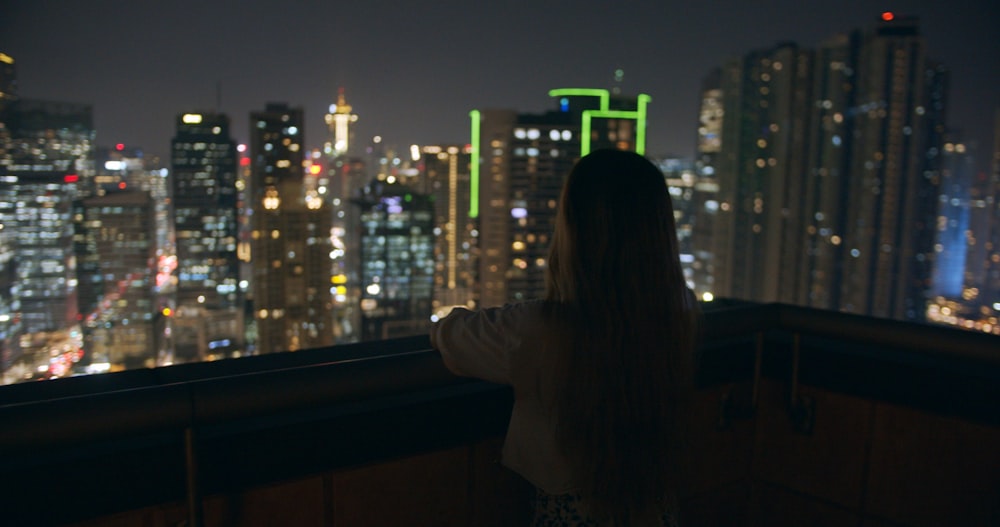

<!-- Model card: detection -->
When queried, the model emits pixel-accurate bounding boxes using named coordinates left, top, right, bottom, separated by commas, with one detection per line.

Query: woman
left=431, top=148, right=698, bottom=526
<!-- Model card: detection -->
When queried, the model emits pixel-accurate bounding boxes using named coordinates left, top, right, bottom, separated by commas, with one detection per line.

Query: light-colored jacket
left=430, top=300, right=576, bottom=494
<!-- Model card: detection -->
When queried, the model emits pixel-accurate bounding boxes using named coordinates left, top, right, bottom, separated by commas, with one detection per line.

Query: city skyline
left=2, top=3, right=999, bottom=383
left=3, top=1, right=998, bottom=170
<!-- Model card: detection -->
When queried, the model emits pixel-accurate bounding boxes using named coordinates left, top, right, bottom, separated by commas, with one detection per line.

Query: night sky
left=3, top=1, right=998, bottom=168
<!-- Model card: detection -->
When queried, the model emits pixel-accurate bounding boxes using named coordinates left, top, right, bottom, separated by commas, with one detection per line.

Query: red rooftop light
left=881, top=11, right=894, bottom=21
left=115, top=143, right=125, bottom=151
left=64, top=174, right=79, bottom=183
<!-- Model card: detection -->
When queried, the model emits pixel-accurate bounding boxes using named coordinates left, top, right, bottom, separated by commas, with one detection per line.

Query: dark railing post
left=788, top=333, right=815, bottom=434
left=185, top=426, right=204, bottom=527
left=752, top=331, right=763, bottom=409
left=717, top=331, right=764, bottom=429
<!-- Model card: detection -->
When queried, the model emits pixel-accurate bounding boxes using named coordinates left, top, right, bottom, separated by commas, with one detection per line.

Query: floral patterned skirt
left=531, top=489, right=678, bottom=527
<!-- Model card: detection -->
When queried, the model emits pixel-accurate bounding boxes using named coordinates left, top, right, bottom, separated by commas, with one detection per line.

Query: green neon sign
left=468, top=110, right=480, bottom=218
left=549, top=89, right=650, bottom=156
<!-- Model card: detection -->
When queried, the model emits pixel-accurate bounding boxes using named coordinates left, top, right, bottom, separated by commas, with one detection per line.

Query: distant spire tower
left=324, top=87, right=358, bottom=156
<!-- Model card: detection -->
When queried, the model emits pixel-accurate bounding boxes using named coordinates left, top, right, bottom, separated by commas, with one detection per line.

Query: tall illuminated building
left=79, top=191, right=161, bottom=370
left=927, top=116, right=1000, bottom=332
left=473, top=108, right=571, bottom=307
left=981, top=111, right=1000, bottom=327
left=170, top=112, right=242, bottom=361
left=356, top=180, right=435, bottom=340
left=250, top=103, right=333, bottom=353
left=710, top=42, right=812, bottom=305
left=0, top=170, right=81, bottom=378
left=837, top=14, right=946, bottom=321
left=416, top=145, right=477, bottom=314
left=790, top=33, right=856, bottom=310
left=654, top=157, right=698, bottom=290
left=0, top=99, right=93, bottom=380
left=324, top=88, right=358, bottom=157
left=77, top=145, right=151, bottom=320
left=690, top=70, right=724, bottom=301
left=0, top=188, right=16, bottom=377
left=319, top=89, right=365, bottom=343
left=709, top=14, right=947, bottom=322
left=74, top=147, right=172, bottom=371
left=0, top=52, right=17, bottom=377
left=470, top=88, right=650, bottom=307
left=324, top=154, right=366, bottom=343
left=931, top=137, right=976, bottom=299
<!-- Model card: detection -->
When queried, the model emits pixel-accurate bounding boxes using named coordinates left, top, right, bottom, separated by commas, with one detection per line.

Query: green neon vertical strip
left=580, top=112, right=593, bottom=156
left=548, top=88, right=610, bottom=111
left=636, top=94, right=651, bottom=156
left=468, top=110, right=480, bottom=218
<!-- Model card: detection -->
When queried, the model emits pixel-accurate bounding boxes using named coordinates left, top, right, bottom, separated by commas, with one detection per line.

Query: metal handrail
left=2, top=302, right=998, bottom=450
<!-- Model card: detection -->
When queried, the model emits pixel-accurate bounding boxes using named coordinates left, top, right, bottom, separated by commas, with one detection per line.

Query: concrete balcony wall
left=3, top=302, right=998, bottom=526
left=58, top=382, right=1000, bottom=527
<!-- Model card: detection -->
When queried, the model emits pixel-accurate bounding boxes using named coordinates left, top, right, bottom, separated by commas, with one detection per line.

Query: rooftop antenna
left=612, top=68, right=624, bottom=95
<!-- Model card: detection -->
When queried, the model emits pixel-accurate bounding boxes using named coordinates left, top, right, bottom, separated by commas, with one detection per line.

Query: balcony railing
left=1, top=300, right=998, bottom=526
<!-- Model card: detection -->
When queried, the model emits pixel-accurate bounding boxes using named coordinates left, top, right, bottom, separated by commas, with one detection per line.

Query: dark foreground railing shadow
left=2, top=301, right=998, bottom=526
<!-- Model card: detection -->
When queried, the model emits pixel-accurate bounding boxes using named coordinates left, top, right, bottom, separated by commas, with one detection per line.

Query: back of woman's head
left=547, top=148, right=683, bottom=307
left=544, top=149, right=696, bottom=525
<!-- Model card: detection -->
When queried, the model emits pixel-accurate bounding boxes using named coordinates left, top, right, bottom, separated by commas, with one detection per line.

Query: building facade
left=250, top=103, right=334, bottom=353
left=471, top=88, right=650, bottom=307
left=417, top=145, right=478, bottom=316
left=79, top=191, right=161, bottom=370
left=0, top=98, right=93, bottom=380
left=356, top=180, right=435, bottom=340
left=170, top=112, right=242, bottom=361
left=708, top=15, right=947, bottom=322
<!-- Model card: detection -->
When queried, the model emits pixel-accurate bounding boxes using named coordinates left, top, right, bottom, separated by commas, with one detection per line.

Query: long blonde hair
left=544, top=149, right=697, bottom=525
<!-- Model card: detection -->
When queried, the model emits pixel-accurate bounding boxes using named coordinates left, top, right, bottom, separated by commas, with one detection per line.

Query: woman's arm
left=431, top=302, right=538, bottom=385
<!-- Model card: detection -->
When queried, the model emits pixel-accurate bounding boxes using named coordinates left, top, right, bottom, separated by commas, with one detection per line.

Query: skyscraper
left=0, top=170, right=81, bottom=377
left=932, top=137, right=977, bottom=299
left=170, top=112, right=242, bottom=361
left=927, top=116, right=1000, bottom=334
left=710, top=42, right=812, bottom=305
left=981, top=110, right=1000, bottom=327
left=417, top=145, right=477, bottom=315
left=0, top=99, right=93, bottom=380
left=707, top=14, right=947, bottom=322
left=355, top=179, right=435, bottom=340
left=470, top=88, right=651, bottom=307
left=0, top=53, right=18, bottom=376
left=654, top=156, right=699, bottom=290
left=321, top=90, right=365, bottom=344
left=250, top=103, right=334, bottom=353
left=837, top=15, right=946, bottom=321
left=324, top=88, right=358, bottom=157
left=689, top=70, right=724, bottom=301
left=79, top=190, right=161, bottom=370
